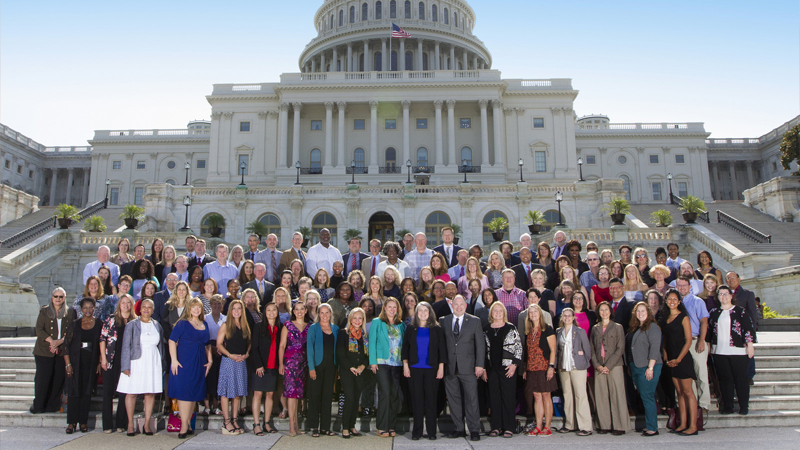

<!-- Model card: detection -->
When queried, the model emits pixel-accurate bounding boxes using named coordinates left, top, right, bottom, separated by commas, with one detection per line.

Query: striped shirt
left=405, top=248, right=434, bottom=281
left=494, top=286, right=527, bottom=328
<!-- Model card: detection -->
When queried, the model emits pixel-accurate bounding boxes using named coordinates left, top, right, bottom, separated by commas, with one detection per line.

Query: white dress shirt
left=83, top=260, right=120, bottom=285
left=306, top=243, right=344, bottom=278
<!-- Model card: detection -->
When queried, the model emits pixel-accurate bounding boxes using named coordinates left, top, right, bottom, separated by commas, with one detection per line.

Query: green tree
left=779, top=123, right=800, bottom=176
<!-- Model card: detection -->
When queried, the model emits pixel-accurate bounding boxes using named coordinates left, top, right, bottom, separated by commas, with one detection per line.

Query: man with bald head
left=83, top=245, right=120, bottom=285
left=511, top=233, right=538, bottom=262
left=405, top=232, right=434, bottom=281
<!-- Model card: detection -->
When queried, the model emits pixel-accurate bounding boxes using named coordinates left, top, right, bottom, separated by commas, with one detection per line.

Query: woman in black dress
left=338, top=307, right=369, bottom=438
left=63, top=298, right=103, bottom=434
left=251, top=302, right=282, bottom=435
left=659, top=288, right=698, bottom=436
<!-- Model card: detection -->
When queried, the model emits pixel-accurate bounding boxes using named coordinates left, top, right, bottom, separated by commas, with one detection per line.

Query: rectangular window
left=535, top=151, right=546, bottom=172
left=678, top=182, right=688, bottom=198
left=17, top=165, right=22, bottom=174
left=772, top=161, right=778, bottom=171
left=311, top=120, right=322, bottom=130
left=239, top=121, right=250, bottom=132
left=652, top=182, right=662, bottom=201
left=385, top=119, right=396, bottom=129
left=112, top=161, right=122, bottom=170
left=109, top=188, right=119, bottom=206
left=533, top=117, right=544, bottom=128
left=3, top=160, right=9, bottom=169
left=416, top=118, right=428, bottom=129
left=197, top=160, right=206, bottom=169
left=460, top=118, right=471, bottom=129
left=649, top=155, right=659, bottom=164
left=136, top=161, right=146, bottom=170
left=238, top=155, right=249, bottom=175
left=675, top=154, right=685, bottom=164
left=29, top=169, right=34, bottom=179
left=134, top=187, right=144, bottom=205
left=354, top=119, right=365, bottom=130
left=586, top=155, right=596, bottom=165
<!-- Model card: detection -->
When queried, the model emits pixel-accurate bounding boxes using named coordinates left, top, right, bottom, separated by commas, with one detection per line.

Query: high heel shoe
left=222, top=419, right=238, bottom=436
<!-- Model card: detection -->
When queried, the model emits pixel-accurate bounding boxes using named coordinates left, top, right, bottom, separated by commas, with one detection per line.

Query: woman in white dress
left=118, top=298, right=165, bottom=436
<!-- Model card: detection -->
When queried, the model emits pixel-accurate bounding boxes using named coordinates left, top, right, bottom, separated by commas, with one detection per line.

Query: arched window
left=385, top=147, right=397, bottom=170
left=417, top=147, right=428, bottom=169
left=482, top=211, right=508, bottom=245
left=431, top=4, right=437, bottom=21
left=201, top=213, right=226, bottom=238
left=350, top=6, right=355, bottom=23
left=405, top=1, right=411, bottom=18
left=422, top=53, right=428, bottom=70
left=390, top=0, right=396, bottom=18
left=310, top=149, right=322, bottom=169
left=391, top=50, right=398, bottom=71
left=418, top=2, right=425, bottom=20
left=257, top=213, right=282, bottom=243
left=339, top=9, right=344, bottom=26
left=354, top=148, right=365, bottom=168
left=621, top=175, right=631, bottom=201
left=453, top=11, right=458, bottom=27
left=425, top=211, right=451, bottom=247
left=376, top=1, right=382, bottom=19
left=312, top=212, right=338, bottom=246
left=443, top=7, right=448, bottom=24
left=541, top=210, right=562, bottom=232
left=362, top=3, right=368, bottom=20
left=461, top=147, right=472, bottom=167
left=374, top=51, right=382, bottom=71
left=405, top=51, right=413, bottom=71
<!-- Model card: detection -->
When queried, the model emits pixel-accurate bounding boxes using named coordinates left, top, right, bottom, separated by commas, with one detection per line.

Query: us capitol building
left=2, top=0, right=797, bottom=248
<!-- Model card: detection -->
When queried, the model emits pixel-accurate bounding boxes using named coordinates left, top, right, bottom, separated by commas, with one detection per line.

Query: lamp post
left=183, top=162, right=191, bottom=185
left=295, top=161, right=301, bottom=185
left=556, top=190, right=564, bottom=226
left=406, top=159, right=412, bottom=183
left=577, top=157, right=584, bottom=181
left=462, top=160, right=469, bottom=183
left=518, top=158, right=524, bottom=182
left=667, top=173, right=674, bottom=203
left=180, top=195, right=192, bottom=231
left=104, top=179, right=110, bottom=208
left=239, top=161, right=247, bottom=187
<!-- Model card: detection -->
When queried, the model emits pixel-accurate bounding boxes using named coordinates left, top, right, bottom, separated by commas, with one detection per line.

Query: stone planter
left=610, top=213, right=626, bottom=225
left=301, top=238, right=309, bottom=249
left=528, top=224, right=542, bottom=234
left=491, top=231, right=505, bottom=242
left=209, top=227, right=223, bottom=237
left=682, top=212, right=698, bottom=224
left=453, top=237, right=460, bottom=245
left=124, top=218, right=139, bottom=230
left=57, top=218, right=72, bottom=229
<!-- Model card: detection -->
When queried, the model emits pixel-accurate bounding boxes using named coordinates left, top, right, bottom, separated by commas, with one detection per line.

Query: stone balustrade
left=743, top=176, right=800, bottom=222
left=576, top=122, right=706, bottom=133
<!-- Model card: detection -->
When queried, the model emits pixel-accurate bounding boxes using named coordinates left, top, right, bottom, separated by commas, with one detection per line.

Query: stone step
left=0, top=394, right=142, bottom=413
left=0, top=381, right=34, bottom=396
left=745, top=395, right=800, bottom=410
left=0, top=357, right=35, bottom=370
left=751, top=381, right=800, bottom=396
left=753, top=355, right=800, bottom=368
left=753, top=368, right=800, bottom=382
left=752, top=344, right=800, bottom=357
left=0, top=369, right=34, bottom=382
left=0, top=345, right=34, bottom=358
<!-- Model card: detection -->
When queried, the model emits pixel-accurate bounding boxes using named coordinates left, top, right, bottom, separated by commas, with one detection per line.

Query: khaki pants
left=558, top=369, right=592, bottom=432
left=689, top=338, right=710, bottom=409
left=594, top=365, right=629, bottom=432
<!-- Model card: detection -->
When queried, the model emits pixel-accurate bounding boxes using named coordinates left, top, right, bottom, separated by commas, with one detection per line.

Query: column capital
left=561, top=106, right=573, bottom=114
left=223, top=111, right=234, bottom=118
left=550, top=106, right=562, bottom=115
left=662, top=146, right=671, bottom=153
left=149, top=152, right=158, bottom=159
left=446, top=99, right=456, bottom=108
left=434, top=99, right=443, bottom=109
left=280, top=102, right=291, bottom=111
left=401, top=100, right=411, bottom=110
left=268, top=111, right=279, bottom=119
left=491, top=99, right=502, bottom=109
left=380, top=38, right=386, bottom=44
left=325, top=101, right=335, bottom=111
left=211, top=111, right=223, bottom=119
left=478, top=99, right=489, bottom=109
left=599, top=147, right=608, bottom=154
left=292, top=102, right=303, bottom=112
left=370, top=100, right=380, bottom=109
left=337, top=101, right=347, bottom=111
left=515, top=107, right=525, bottom=114
left=635, top=147, right=645, bottom=154
left=258, top=111, right=269, bottom=119
left=503, top=108, right=513, bottom=116
left=363, top=39, right=370, bottom=45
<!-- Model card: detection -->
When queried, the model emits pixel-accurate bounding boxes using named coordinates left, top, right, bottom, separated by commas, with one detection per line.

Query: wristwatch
left=548, top=363, right=555, bottom=369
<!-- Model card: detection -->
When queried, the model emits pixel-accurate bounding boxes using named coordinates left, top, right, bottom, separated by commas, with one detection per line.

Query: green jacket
left=368, top=318, right=405, bottom=366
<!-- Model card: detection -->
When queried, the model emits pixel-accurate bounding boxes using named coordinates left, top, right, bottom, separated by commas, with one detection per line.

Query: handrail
left=669, top=193, right=709, bottom=223
left=717, top=210, right=772, bottom=243
left=0, top=215, right=56, bottom=249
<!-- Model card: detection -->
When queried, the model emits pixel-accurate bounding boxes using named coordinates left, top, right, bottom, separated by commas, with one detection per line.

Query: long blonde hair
left=177, top=297, right=205, bottom=322
left=166, top=281, right=191, bottom=311
left=114, top=294, right=138, bottom=327
left=623, top=264, right=644, bottom=291
left=224, top=299, right=251, bottom=341
left=524, top=304, right=547, bottom=334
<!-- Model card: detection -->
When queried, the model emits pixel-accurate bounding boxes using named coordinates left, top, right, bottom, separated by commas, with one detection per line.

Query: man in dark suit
left=433, top=226, right=463, bottom=268
left=278, top=232, right=307, bottom=274
left=342, top=237, right=369, bottom=277
left=245, top=234, right=261, bottom=262
left=440, top=295, right=485, bottom=441
left=152, top=273, right=178, bottom=324
left=243, top=263, right=275, bottom=309
left=511, top=233, right=538, bottom=262
left=511, top=247, right=545, bottom=292
left=255, top=233, right=283, bottom=284
left=361, top=239, right=386, bottom=278
left=399, top=233, right=414, bottom=260
left=609, top=278, right=633, bottom=329
left=187, top=239, right=215, bottom=270
left=726, top=271, right=758, bottom=383
left=120, top=244, right=147, bottom=278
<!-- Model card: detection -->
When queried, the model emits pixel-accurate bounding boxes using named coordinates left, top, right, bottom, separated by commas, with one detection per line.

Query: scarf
left=349, top=327, right=368, bottom=355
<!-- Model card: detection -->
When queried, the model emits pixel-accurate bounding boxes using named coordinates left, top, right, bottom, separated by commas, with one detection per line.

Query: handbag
left=167, top=412, right=197, bottom=432
left=137, top=414, right=159, bottom=434
left=666, top=408, right=678, bottom=430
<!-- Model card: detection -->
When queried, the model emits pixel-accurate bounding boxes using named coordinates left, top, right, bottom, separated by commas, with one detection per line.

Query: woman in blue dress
left=168, top=297, right=212, bottom=438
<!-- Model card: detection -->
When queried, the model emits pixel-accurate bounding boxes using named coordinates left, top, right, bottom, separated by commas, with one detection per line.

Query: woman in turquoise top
left=305, top=303, right=339, bottom=437
left=369, top=296, right=406, bottom=438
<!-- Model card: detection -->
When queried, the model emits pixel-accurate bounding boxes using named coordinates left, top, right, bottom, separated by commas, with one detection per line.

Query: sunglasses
left=52, top=295, right=65, bottom=299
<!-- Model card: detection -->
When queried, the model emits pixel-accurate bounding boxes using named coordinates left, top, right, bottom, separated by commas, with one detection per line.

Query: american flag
left=391, top=23, right=411, bottom=38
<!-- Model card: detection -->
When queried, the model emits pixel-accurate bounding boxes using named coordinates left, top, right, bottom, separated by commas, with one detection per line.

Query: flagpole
left=389, top=23, right=392, bottom=72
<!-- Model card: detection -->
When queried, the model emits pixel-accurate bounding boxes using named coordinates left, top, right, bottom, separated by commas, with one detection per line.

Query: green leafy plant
left=523, top=210, right=546, bottom=225
left=83, top=215, right=107, bottom=232
left=779, top=122, right=800, bottom=176
left=763, top=304, right=792, bottom=319
left=395, top=228, right=411, bottom=241
left=650, top=209, right=673, bottom=227
left=602, top=196, right=631, bottom=215
left=343, top=228, right=363, bottom=242
left=487, top=217, right=509, bottom=232
left=297, top=226, right=312, bottom=239
left=678, top=195, right=706, bottom=214
left=204, top=213, right=226, bottom=228
left=54, top=203, right=82, bottom=220
left=119, top=204, right=145, bottom=220
left=246, top=220, right=268, bottom=239
left=450, top=224, right=462, bottom=238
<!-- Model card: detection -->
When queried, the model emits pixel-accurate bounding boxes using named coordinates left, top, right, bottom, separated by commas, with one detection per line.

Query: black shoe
left=127, top=432, right=136, bottom=437
left=738, top=409, right=749, bottom=415
left=597, top=429, right=609, bottom=434
left=178, top=432, right=188, bottom=439
left=470, top=432, right=481, bottom=441
left=411, top=436, right=420, bottom=441
left=29, top=406, right=44, bottom=414
left=720, top=409, right=735, bottom=415
left=679, top=430, right=698, bottom=436
left=429, top=435, right=437, bottom=440
left=748, top=379, right=754, bottom=386
left=446, top=431, right=464, bottom=439
left=612, top=430, right=626, bottom=436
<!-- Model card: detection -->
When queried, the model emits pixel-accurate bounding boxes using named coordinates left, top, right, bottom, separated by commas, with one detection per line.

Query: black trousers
left=409, top=367, right=439, bottom=438
left=67, top=354, right=94, bottom=425
left=102, top=364, right=128, bottom=431
left=32, top=355, right=65, bottom=412
left=488, top=369, right=516, bottom=432
left=306, top=361, right=336, bottom=431
left=340, top=367, right=367, bottom=429
left=359, top=369, right=376, bottom=411
left=376, top=365, right=402, bottom=431
left=713, top=353, right=750, bottom=412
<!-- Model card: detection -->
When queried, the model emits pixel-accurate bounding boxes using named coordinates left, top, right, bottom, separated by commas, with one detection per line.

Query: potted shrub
left=603, top=196, right=631, bottom=225
left=394, top=228, right=411, bottom=242
left=487, top=217, right=509, bottom=242
left=523, top=210, right=546, bottom=234
left=119, top=204, right=145, bottom=230
left=650, top=209, right=673, bottom=227
left=246, top=220, right=268, bottom=241
left=679, top=195, right=706, bottom=224
left=450, top=224, right=462, bottom=245
left=205, top=213, right=226, bottom=237
left=54, top=203, right=81, bottom=229
left=83, top=215, right=107, bottom=232
left=343, top=228, right=363, bottom=243
left=297, top=226, right=312, bottom=248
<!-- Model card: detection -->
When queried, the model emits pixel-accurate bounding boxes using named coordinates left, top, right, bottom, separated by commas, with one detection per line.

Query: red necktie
left=613, top=301, right=619, bottom=313
left=371, top=258, right=377, bottom=277
left=351, top=253, right=357, bottom=272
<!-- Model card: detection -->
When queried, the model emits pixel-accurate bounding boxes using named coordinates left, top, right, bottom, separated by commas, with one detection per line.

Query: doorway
left=368, top=211, right=394, bottom=243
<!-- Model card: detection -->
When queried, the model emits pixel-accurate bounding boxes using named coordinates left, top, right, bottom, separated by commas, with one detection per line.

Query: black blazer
left=504, top=254, right=521, bottom=268
left=342, top=252, right=370, bottom=276
left=242, top=279, right=276, bottom=308
left=432, top=299, right=451, bottom=320
left=119, top=259, right=141, bottom=279
left=433, top=244, right=464, bottom=268
left=511, top=263, right=546, bottom=291
left=151, top=289, right=171, bottom=324
left=251, top=321, right=283, bottom=371
left=611, top=298, right=634, bottom=333
left=188, top=253, right=215, bottom=270
left=336, top=329, right=368, bottom=369
left=402, top=324, right=448, bottom=367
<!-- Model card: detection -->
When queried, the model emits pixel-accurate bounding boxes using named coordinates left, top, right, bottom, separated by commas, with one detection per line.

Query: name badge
left=82, top=342, right=89, bottom=349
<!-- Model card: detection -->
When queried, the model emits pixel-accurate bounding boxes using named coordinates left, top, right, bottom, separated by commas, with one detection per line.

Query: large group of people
left=31, top=227, right=759, bottom=439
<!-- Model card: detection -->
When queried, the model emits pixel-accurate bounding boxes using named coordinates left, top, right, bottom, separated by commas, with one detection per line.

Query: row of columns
left=48, top=168, right=91, bottom=207
left=304, top=38, right=485, bottom=73
left=709, top=160, right=757, bottom=201
left=277, top=99, right=504, bottom=169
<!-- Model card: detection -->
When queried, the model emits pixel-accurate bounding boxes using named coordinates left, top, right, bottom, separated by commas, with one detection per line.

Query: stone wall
left=743, top=176, right=800, bottom=222
left=0, top=184, right=39, bottom=226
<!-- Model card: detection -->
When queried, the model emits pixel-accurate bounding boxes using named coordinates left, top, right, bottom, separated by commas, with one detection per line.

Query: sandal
left=577, top=430, right=592, bottom=436
left=350, top=429, right=362, bottom=437
left=503, top=430, right=514, bottom=438
left=389, top=430, right=396, bottom=437
left=66, top=424, right=75, bottom=434
left=222, top=419, right=238, bottom=435
left=377, top=431, right=391, bottom=438
left=231, top=417, right=243, bottom=434
left=253, top=423, right=264, bottom=436
left=263, top=423, right=277, bottom=434
left=488, top=429, right=500, bottom=437
left=80, top=424, right=89, bottom=433
left=342, top=430, right=351, bottom=438
left=312, top=429, right=320, bottom=438
left=323, top=430, right=336, bottom=436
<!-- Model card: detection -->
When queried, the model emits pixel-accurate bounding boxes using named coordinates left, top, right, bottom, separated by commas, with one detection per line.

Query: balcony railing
left=458, top=165, right=481, bottom=173
left=379, top=166, right=402, bottom=174
left=345, top=166, right=368, bottom=174
left=412, top=165, right=435, bottom=174
left=300, top=167, right=322, bottom=175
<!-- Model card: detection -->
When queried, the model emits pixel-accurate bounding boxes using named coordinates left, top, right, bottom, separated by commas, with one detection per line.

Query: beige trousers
left=594, top=365, right=629, bottom=431
left=690, top=339, right=710, bottom=409
left=558, top=369, right=592, bottom=431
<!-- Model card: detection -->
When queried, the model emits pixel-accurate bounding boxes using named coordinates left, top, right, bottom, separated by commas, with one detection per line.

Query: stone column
left=479, top=100, right=489, bottom=167
left=332, top=47, right=338, bottom=71
left=337, top=102, right=347, bottom=167
left=311, top=59, right=316, bottom=73
left=473, top=55, right=478, bottom=70
left=417, top=39, right=423, bottom=70
left=363, top=40, right=371, bottom=71
left=492, top=100, right=503, bottom=167
left=462, top=51, right=467, bottom=70
left=278, top=103, right=289, bottom=168
left=434, top=100, right=443, bottom=166
left=434, top=41, right=440, bottom=70
left=399, top=39, right=405, bottom=71
left=292, top=102, right=302, bottom=167
left=728, top=162, right=737, bottom=200
left=710, top=161, right=721, bottom=200
left=370, top=101, right=379, bottom=171
left=65, top=168, right=74, bottom=206
left=447, top=100, right=456, bottom=166
left=81, top=168, right=90, bottom=207
left=449, top=45, right=455, bottom=70
left=402, top=100, right=411, bottom=166
left=381, top=39, right=387, bottom=71
left=320, top=51, right=326, bottom=72
left=49, top=169, right=58, bottom=206
left=746, top=162, right=755, bottom=189
left=324, top=102, right=334, bottom=167
left=347, top=43, right=353, bottom=72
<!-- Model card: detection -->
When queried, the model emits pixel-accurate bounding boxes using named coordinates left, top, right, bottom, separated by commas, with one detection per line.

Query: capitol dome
left=299, top=0, right=491, bottom=72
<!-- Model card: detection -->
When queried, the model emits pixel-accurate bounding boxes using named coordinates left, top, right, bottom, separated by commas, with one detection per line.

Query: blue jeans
left=630, top=362, right=662, bottom=432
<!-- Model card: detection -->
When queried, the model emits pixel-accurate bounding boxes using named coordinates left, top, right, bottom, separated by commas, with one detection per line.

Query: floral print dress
left=283, top=321, right=309, bottom=399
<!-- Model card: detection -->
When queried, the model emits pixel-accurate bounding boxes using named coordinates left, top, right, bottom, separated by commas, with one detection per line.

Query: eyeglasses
left=636, top=254, right=647, bottom=259
left=52, top=295, right=65, bottom=299
left=587, top=258, right=599, bottom=261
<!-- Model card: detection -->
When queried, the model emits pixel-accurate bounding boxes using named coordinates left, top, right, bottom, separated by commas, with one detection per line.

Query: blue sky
left=1, top=0, right=798, bottom=145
